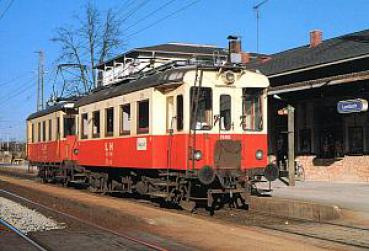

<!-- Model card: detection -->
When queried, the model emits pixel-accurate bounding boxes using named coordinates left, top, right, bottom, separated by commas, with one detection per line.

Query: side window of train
left=190, top=87, right=213, bottom=130
left=63, top=116, right=76, bottom=137
left=42, top=121, right=46, bottom=142
left=166, top=96, right=174, bottom=132
left=81, top=113, right=88, bottom=139
left=242, top=88, right=263, bottom=131
left=56, top=117, right=60, bottom=140
left=176, top=95, right=183, bottom=131
left=48, top=119, right=52, bottom=141
left=31, top=123, right=35, bottom=143
left=220, top=95, right=231, bottom=131
left=105, top=107, right=114, bottom=137
left=120, top=104, right=131, bottom=135
left=92, top=111, right=101, bottom=138
left=137, top=100, right=149, bottom=134
left=38, top=122, right=41, bottom=142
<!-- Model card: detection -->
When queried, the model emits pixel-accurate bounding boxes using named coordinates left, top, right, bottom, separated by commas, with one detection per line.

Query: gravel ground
left=0, top=196, right=65, bottom=234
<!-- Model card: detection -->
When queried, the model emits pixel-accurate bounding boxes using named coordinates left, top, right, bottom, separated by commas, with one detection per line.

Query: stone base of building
left=296, top=155, right=369, bottom=182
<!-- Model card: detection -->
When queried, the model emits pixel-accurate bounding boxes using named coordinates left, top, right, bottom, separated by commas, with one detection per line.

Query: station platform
left=255, top=180, right=369, bottom=227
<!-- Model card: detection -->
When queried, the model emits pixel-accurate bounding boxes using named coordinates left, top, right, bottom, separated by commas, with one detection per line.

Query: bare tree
left=52, top=2, right=122, bottom=95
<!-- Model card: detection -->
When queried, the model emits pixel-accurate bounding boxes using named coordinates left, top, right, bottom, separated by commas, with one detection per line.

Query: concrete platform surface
left=260, top=180, right=369, bottom=212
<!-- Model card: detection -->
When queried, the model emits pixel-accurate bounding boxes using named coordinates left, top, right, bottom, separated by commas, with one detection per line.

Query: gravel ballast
left=0, top=196, right=64, bottom=234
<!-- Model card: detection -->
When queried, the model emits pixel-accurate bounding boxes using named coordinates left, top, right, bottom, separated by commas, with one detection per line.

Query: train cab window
left=81, top=113, right=88, bottom=139
left=92, top=111, right=100, bottom=138
left=190, top=87, right=213, bottom=130
left=48, top=119, right=52, bottom=141
left=105, top=107, right=114, bottom=137
left=176, top=95, right=183, bottom=131
left=220, top=95, right=231, bottom=130
left=120, top=104, right=131, bottom=135
left=42, top=121, right=46, bottom=142
left=63, top=116, right=76, bottom=137
left=242, top=88, right=263, bottom=131
left=137, top=100, right=149, bottom=134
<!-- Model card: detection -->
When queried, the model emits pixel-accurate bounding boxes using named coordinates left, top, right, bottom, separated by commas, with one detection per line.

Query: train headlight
left=255, top=150, right=263, bottom=160
left=223, top=71, right=236, bottom=85
left=193, top=150, right=202, bottom=161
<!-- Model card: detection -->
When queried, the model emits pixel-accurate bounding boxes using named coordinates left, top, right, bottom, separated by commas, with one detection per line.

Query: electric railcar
left=26, top=64, right=277, bottom=212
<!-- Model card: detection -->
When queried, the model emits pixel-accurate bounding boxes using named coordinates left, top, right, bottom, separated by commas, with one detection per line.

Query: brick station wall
left=296, top=155, right=369, bottom=182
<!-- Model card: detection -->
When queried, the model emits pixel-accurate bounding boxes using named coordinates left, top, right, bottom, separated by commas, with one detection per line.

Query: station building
left=251, top=29, right=369, bottom=182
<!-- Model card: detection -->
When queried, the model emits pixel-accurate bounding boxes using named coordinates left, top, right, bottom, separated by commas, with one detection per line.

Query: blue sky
left=0, top=0, right=369, bottom=140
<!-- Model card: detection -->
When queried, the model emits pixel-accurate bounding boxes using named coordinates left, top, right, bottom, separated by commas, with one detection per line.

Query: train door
left=166, top=94, right=185, bottom=170
left=63, top=114, right=77, bottom=160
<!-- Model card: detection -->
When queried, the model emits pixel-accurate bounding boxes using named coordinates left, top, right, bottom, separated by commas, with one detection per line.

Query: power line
left=0, top=71, right=33, bottom=88
left=124, top=0, right=177, bottom=32
left=125, top=0, right=200, bottom=39
left=0, top=0, right=14, bottom=23
left=119, top=0, right=151, bottom=23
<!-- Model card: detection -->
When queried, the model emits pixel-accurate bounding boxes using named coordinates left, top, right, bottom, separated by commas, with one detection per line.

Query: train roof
left=76, top=65, right=217, bottom=107
left=26, top=101, right=77, bottom=121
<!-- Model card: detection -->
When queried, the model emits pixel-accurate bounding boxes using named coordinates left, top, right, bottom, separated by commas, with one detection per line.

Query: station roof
left=96, top=43, right=227, bottom=69
left=249, top=29, right=369, bottom=77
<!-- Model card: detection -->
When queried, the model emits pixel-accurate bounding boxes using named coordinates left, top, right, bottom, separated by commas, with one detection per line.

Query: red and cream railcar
left=26, top=102, right=78, bottom=180
left=27, top=65, right=276, bottom=211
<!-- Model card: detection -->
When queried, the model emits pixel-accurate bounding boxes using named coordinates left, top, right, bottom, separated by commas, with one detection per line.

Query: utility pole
left=253, top=0, right=269, bottom=53
left=287, top=105, right=295, bottom=186
left=36, top=50, right=44, bottom=111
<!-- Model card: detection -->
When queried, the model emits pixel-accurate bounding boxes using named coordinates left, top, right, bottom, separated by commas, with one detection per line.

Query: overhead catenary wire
left=124, top=0, right=177, bottom=32
left=125, top=0, right=201, bottom=40
left=0, top=0, right=14, bottom=22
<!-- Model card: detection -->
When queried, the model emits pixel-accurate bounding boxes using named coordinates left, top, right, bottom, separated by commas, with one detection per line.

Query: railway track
left=0, top=217, right=47, bottom=251
left=1, top=169, right=369, bottom=250
left=0, top=189, right=168, bottom=251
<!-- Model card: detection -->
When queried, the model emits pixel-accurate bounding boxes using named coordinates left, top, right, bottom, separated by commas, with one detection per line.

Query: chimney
left=310, top=30, right=322, bottom=48
left=227, top=35, right=243, bottom=64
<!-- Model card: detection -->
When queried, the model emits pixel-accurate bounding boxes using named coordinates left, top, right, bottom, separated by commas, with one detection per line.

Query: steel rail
left=0, top=217, right=48, bottom=251
left=0, top=189, right=168, bottom=251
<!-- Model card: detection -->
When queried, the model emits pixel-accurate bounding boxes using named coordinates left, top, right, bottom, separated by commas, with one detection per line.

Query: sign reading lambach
left=337, top=99, right=368, bottom=114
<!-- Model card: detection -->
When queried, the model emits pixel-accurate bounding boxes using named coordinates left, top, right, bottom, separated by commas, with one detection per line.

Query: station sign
left=337, top=99, right=368, bottom=114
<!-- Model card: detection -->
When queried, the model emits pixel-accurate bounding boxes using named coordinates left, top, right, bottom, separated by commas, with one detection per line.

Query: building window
left=81, top=113, right=88, bottom=139
left=190, top=87, right=213, bottom=130
left=177, top=95, right=183, bottom=131
left=120, top=104, right=131, bottom=135
left=299, top=129, right=311, bottom=154
left=42, top=121, right=46, bottom=142
left=105, top=107, right=114, bottom=137
left=92, top=111, right=100, bottom=138
left=242, top=88, right=263, bottom=131
left=137, top=100, right=149, bottom=134
left=220, top=95, right=231, bottom=131
left=348, top=126, right=364, bottom=155
left=48, top=119, right=52, bottom=141
left=64, top=116, right=76, bottom=137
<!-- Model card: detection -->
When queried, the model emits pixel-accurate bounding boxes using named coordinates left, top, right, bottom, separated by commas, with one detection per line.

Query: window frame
left=81, top=113, right=89, bottom=139
left=137, top=99, right=150, bottom=134
left=241, top=88, right=263, bottom=131
left=190, top=87, right=213, bottom=131
left=219, top=94, right=232, bottom=131
left=120, top=103, right=131, bottom=136
left=92, top=110, right=101, bottom=138
left=42, top=121, right=46, bottom=142
left=176, top=95, right=184, bottom=131
left=105, top=107, right=114, bottom=137
left=48, top=119, right=52, bottom=141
